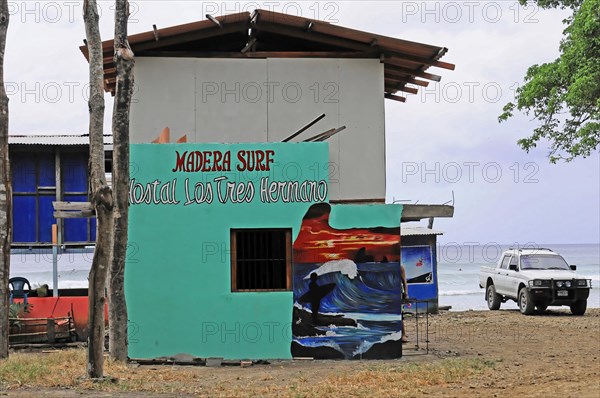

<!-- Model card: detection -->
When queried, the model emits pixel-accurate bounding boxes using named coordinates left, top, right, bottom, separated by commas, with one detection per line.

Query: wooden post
left=47, top=319, right=55, bottom=343
left=0, top=0, right=11, bottom=360
left=52, top=224, right=58, bottom=297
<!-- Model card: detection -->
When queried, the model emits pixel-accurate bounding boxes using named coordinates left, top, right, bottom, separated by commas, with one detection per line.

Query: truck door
left=505, top=255, right=521, bottom=298
left=495, top=254, right=512, bottom=295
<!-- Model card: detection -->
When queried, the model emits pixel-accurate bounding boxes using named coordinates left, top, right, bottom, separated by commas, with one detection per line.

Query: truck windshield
left=520, top=255, right=570, bottom=270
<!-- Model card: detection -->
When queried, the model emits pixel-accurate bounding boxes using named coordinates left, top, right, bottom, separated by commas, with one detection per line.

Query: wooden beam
left=384, top=93, right=406, bottom=102
left=53, top=210, right=95, bottom=219
left=385, top=64, right=442, bottom=82
left=384, top=79, right=419, bottom=95
left=385, top=71, right=430, bottom=87
left=399, top=86, right=418, bottom=95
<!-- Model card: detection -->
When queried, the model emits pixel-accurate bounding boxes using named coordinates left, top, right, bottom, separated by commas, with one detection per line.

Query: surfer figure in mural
left=298, top=273, right=336, bottom=324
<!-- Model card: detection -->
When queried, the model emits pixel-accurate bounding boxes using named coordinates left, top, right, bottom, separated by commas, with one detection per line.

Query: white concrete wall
left=130, top=57, right=386, bottom=201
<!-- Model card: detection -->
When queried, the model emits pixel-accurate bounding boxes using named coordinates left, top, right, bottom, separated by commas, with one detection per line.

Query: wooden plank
left=383, top=81, right=418, bottom=95
left=384, top=72, right=430, bottom=87
left=385, top=63, right=442, bottom=82
left=47, top=319, right=55, bottom=343
left=384, top=93, right=406, bottom=102
left=52, top=201, right=93, bottom=211
left=53, top=210, right=95, bottom=219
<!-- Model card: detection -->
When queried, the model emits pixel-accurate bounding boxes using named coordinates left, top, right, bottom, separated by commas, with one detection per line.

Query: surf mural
left=402, top=245, right=433, bottom=284
left=291, top=203, right=403, bottom=359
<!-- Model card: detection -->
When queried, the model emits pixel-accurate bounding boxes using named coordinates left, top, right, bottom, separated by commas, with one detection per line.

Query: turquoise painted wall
left=330, top=204, right=402, bottom=229
left=126, top=142, right=404, bottom=360
left=126, top=143, right=329, bottom=359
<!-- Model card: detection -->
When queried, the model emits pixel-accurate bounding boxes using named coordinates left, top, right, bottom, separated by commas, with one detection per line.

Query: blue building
left=9, top=134, right=112, bottom=246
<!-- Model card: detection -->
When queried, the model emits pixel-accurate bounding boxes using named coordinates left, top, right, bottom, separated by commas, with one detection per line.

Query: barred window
left=230, top=229, right=292, bottom=292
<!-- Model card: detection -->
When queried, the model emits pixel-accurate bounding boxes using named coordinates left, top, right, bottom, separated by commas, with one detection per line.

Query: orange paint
left=13, top=296, right=108, bottom=339
left=293, top=206, right=400, bottom=263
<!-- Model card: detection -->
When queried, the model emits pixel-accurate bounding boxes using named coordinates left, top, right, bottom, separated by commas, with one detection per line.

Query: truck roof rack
left=508, top=247, right=554, bottom=251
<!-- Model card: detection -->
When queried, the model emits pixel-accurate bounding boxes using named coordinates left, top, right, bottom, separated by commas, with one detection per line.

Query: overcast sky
left=4, top=1, right=599, bottom=247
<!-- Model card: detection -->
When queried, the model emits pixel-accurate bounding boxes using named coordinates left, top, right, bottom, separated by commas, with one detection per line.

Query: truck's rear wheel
left=570, top=300, right=587, bottom=316
left=486, top=284, right=501, bottom=310
left=518, top=288, right=535, bottom=315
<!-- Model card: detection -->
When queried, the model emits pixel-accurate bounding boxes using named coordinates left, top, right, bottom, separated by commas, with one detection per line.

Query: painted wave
left=352, top=331, right=403, bottom=357
left=294, top=262, right=403, bottom=315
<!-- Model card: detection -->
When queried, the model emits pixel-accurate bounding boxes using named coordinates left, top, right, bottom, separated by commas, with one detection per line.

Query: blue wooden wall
left=12, top=150, right=94, bottom=244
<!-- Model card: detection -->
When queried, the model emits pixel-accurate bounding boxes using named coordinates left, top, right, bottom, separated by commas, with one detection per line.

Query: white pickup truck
left=479, top=248, right=591, bottom=315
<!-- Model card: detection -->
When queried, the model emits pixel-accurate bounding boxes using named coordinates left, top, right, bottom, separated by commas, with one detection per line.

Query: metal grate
left=231, top=229, right=291, bottom=291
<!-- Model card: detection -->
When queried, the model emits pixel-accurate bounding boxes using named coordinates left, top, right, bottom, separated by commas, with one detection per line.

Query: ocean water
left=438, top=244, right=600, bottom=311
left=10, top=248, right=94, bottom=289
left=9, top=244, right=600, bottom=312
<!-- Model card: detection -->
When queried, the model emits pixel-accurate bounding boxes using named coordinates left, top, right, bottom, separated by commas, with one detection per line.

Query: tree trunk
left=83, top=0, right=113, bottom=379
left=0, top=0, right=11, bottom=360
left=109, top=0, right=134, bottom=362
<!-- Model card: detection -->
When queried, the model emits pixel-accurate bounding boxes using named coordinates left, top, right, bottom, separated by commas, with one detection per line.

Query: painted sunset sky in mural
left=293, top=205, right=400, bottom=264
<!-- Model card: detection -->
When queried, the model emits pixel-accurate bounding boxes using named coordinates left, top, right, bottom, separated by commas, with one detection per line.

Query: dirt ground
left=2, top=308, right=599, bottom=397
left=419, top=307, right=600, bottom=397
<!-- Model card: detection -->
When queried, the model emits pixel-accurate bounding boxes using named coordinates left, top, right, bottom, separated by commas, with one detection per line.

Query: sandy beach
left=1, top=307, right=599, bottom=397
left=412, top=307, right=600, bottom=397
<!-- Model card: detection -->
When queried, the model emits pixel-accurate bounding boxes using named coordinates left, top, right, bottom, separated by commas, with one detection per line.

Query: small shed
left=401, top=226, right=443, bottom=313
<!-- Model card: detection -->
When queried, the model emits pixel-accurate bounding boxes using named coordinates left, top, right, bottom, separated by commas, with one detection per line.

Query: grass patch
left=262, top=359, right=495, bottom=398
left=0, top=349, right=494, bottom=397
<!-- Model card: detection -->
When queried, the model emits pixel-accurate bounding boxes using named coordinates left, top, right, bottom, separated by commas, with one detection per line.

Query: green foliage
left=519, top=0, right=583, bottom=10
left=500, top=0, right=600, bottom=162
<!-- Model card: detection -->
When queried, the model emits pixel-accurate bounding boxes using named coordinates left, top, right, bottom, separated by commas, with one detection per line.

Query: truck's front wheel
left=518, top=288, right=535, bottom=315
left=487, top=284, right=501, bottom=310
left=570, top=300, right=587, bottom=316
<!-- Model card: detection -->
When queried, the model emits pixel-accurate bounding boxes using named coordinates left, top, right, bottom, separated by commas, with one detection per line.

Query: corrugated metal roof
left=401, top=227, right=444, bottom=236
left=9, top=134, right=113, bottom=146
left=81, top=9, right=454, bottom=100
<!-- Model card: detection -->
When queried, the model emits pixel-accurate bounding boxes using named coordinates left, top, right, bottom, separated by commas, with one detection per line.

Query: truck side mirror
left=570, top=265, right=577, bottom=271
left=509, top=264, right=518, bottom=271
